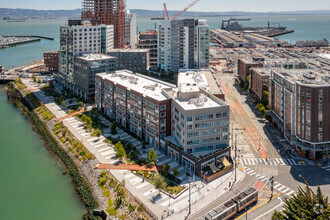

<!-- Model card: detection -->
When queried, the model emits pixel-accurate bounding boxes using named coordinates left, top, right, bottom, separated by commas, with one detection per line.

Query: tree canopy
left=272, top=184, right=329, bottom=220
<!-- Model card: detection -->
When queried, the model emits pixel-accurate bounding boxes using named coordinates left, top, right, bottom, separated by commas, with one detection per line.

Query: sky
left=1, top=0, right=330, bottom=12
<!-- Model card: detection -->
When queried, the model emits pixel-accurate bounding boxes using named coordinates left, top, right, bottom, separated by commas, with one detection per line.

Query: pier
left=2, top=35, right=54, bottom=40
left=0, top=36, right=41, bottom=49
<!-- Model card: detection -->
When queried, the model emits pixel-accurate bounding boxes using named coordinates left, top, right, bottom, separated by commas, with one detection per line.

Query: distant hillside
left=1, top=7, right=330, bottom=19
left=0, top=8, right=81, bottom=18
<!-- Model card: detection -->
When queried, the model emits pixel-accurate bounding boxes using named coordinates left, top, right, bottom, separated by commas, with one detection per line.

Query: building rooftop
left=164, top=87, right=226, bottom=111
left=273, top=68, right=330, bottom=86
left=97, top=70, right=176, bottom=101
left=107, top=48, right=149, bottom=53
left=78, top=53, right=116, bottom=61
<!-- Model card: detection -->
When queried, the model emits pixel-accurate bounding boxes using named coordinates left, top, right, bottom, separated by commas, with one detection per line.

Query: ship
left=150, top=17, right=165, bottom=20
left=3, top=17, right=26, bottom=22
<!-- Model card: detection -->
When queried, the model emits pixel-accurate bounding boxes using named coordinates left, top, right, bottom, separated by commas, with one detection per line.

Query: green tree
left=173, top=167, right=180, bottom=179
left=32, top=74, right=37, bottom=82
left=154, top=175, right=167, bottom=195
left=61, top=100, right=66, bottom=107
left=115, top=142, right=127, bottom=160
left=78, top=101, right=83, bottom=109
left=146, top=149, right=157, bottom=165
left=81, top=114, right=92, bottom=125
left=163, top=163, right=170, bottom=174
left=110, top=121, right=117, bottom=135
left=272, top=184, right=329, bottom=220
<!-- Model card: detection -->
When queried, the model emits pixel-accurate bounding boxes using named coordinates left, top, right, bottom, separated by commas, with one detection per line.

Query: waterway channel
left=0, top=85, right=85, bottom=220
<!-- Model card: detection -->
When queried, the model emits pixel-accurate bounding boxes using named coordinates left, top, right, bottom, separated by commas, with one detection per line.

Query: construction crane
left=163, top=0, right=201, bottom=20
left=163, top=3, right=170, bottom=20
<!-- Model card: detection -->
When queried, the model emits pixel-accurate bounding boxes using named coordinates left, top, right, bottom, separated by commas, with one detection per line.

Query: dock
left=2, top=35, right=54, bottom=40
left=0, top=36, right=41, bottom=49
left=267, top=30, right=295, bottom=37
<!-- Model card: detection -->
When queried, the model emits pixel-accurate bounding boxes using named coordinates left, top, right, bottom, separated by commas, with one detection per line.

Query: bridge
left=0, top=75, right=18, bottom=83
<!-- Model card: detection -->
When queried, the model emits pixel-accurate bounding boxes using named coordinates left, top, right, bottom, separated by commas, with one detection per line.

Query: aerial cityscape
left=0, top=0, right=329, bottom=220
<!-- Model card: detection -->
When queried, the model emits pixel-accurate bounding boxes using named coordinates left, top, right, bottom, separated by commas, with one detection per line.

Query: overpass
left=0, top=75, right=18, bottom=83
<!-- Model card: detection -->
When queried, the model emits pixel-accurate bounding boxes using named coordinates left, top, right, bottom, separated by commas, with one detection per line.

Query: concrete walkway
left=21, top=78, right=244, bottom=219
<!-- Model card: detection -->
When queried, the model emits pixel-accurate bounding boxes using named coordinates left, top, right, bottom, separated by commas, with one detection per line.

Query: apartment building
left=95, top=70, right=230, bottom=176
left=58, top=19, right=114, bottom=89
left=250, top=68, right=271, bottom=102
left=269, top=68, right=330, bottom=160
left=107, top=49, right=149, bottom=73
left=237, top=58, right=264, bottom=84
left=43, top=51, right=59, bottom=73
left=124, top=10, right=137, bottom=49
left=158, top=18, right=210, bottom=72
left=137, top=29, right=158, bottom=69
left=95, top=70, right=175, bottom=146
left=74, top=54, right=116, bottom=102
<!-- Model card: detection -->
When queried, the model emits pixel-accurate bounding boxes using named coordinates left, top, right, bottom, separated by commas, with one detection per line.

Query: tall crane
left=163, top=0, right=201, bottom=20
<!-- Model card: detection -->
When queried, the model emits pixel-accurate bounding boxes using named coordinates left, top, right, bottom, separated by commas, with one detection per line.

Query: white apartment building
left=124, top=10, right=137, bottom=49
left=157, top=18, right=210, bottom=73
left=58, top=19, right=114, bottom=89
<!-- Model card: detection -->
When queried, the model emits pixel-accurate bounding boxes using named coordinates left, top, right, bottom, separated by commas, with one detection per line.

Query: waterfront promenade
left=20, top=78, right=244, bottom=219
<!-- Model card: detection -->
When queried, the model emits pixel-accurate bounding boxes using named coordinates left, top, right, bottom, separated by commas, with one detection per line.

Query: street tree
left=115, top=142, right=127, bottom=160
left=154, top=175, right=167, bottom=196
left=110, top=121, right=117, bottom=135
left=147, top=149, right=157, bottom=165
left=163, top=163, right=171, bottom=174
left=173, top=167, right=180, bottom=179
left=272, top=184, right=329, bottom=220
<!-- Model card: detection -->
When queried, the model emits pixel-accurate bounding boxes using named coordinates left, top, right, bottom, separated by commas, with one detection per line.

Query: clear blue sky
left=1, top=0, right=330, bottom=12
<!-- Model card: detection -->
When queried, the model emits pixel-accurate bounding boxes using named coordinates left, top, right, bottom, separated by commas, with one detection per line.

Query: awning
left=208, top=163, right=218, bottom=174
left=222, top=157, right=231, bottom=168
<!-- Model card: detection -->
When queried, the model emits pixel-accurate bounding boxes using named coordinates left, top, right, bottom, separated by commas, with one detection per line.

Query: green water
left=0, top=85, right=85, bottom=220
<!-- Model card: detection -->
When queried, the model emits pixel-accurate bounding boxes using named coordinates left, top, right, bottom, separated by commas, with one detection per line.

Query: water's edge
left=6, top=84, right=99, bottom=219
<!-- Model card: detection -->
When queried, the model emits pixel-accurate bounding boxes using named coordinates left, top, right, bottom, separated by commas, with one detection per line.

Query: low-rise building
left=74, top=54, right=116, bottom=102
left=43, top=51, right=59, bottom=73
left=211, top=29, right=254, bottom=48
left=107, top=49, right=149, bottom=74
left=0, top=65, right=3, bottom=73
left=269, top=68, right=330, bottom=160
left=250, top=68, right=271, bottom=102
left=237, top=58, right=264, bottom=83
left=244, top=33, right=287, bottom=47
left=296, top=40, right=328, bottom=48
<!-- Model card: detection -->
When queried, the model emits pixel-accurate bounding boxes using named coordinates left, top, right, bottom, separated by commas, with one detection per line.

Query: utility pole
left=270, top=176, right=274, bottom=199
left=235, top=132, right=238, bottom=182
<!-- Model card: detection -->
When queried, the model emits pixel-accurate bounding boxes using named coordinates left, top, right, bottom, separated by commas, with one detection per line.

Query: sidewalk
left=21, top=78, right=243, bottom=219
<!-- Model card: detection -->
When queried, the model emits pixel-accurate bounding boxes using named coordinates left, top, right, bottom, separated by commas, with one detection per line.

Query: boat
left=150, top=17, right=164, bottom=20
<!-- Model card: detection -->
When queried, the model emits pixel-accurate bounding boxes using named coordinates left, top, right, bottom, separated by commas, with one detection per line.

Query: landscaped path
left=57, top=109, right=85, bottom=122
left=95, top=164, right=164, bottom=172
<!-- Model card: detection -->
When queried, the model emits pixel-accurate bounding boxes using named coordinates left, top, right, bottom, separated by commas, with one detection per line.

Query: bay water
left=0, top=14, right=330, bottom=219
left=0, top=86, right=86, bottom=219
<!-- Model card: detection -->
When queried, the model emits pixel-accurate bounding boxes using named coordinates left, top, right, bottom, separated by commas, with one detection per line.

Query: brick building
left=43, top=51, right=59, bottom=72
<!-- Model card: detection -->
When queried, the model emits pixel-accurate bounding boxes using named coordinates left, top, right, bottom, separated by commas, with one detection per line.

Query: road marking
left=277, top=185, right=286, bottom=191
left=287, top=190, right=295, bottom=196
left=247, top=170, right=255, bottom=174
left=282, top=188, right=290, bottom=194
left=260, top=177, right=269, bottom=182
left=274, top=183, right=281, bottom=188
left=255, top=174, right=261, bottom=178
left=284, top=159, right=291, bottom=165
left=235, top=192, right=283, bottom=220
left=290, top=159, right=297, bottom=165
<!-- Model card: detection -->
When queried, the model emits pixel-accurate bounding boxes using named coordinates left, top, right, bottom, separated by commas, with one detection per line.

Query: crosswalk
left=241, top=158, right=304, bottom=166
left=245, top=167, right=296, bottom=197
left=321, top=165, right=330, bottom=172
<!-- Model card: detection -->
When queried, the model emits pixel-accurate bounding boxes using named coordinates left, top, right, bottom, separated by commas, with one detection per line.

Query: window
left=187, top=140, right=199, bottom=146
left=160, top=112, right=166, bottom=118
left=187, top=125, right=193, bottom=130
left=160, top=105, right=166, bottom=110
left=187, top=116, right=193, bottom=122
left=187, top=132, right=199, bottom=138
left=195, top=114, right=213, bottom=121
left=195, top=122, right=213, bottom=129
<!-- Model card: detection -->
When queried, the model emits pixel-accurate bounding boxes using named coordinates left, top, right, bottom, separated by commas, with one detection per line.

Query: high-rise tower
left=82, top=0, right=125, bottom=48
